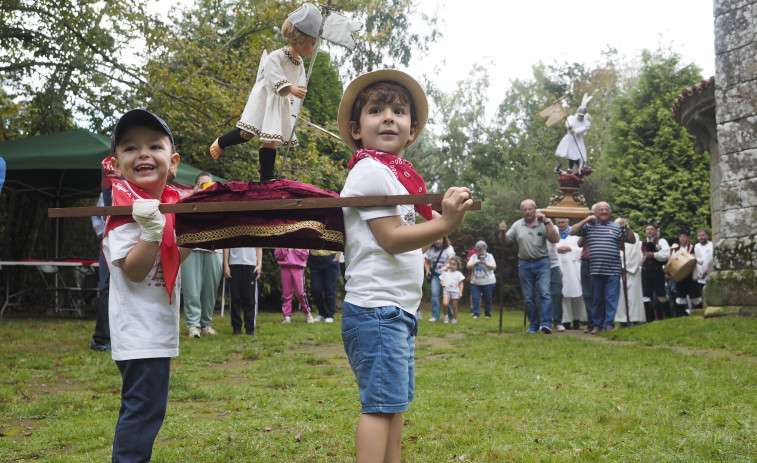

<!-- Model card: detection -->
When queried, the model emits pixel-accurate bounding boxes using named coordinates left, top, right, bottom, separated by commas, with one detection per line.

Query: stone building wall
left=709, top=0, right=757, bottom=312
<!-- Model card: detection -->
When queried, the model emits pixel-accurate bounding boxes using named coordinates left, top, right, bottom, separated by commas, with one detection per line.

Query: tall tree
left=0, top=0, right=162, bottom=135
left=605, top=49, right=709, bottom=239
left=337, top=0, right=440, bottom=76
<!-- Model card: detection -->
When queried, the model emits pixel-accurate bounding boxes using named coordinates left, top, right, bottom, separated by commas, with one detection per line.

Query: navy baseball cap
left=110, top=109, right=174, bottom=155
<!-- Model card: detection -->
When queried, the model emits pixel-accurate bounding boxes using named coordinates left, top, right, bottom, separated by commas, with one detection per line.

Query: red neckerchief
left=103, top=179, right=181, bottom=303
left=347, top=148, right=433, bottom=221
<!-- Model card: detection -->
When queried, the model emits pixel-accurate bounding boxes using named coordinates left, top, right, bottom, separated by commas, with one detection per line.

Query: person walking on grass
left=570, top=201, right=636, bottom=334
left=466, top=240, right=496, bottom=319
left=440, top=256, right=465, bottom=324
left=499, top=200, right=560, bottom=333
left=103, top=109, right=193, bottom=462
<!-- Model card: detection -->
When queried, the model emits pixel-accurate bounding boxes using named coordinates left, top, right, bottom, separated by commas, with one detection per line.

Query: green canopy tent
left=1, top=129, right=219, bottom=199
left=0, top=129, right=225, bottom=257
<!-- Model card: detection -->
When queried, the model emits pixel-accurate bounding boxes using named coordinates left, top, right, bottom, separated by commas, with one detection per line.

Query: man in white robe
left=555, top=218, right=586, bottom=328
left=615, top=224, right=646, bottom=325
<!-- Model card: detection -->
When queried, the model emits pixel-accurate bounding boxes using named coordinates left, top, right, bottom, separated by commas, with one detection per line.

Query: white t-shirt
left=227, top=248, right=258, bottom=266
left=341, top=159, right=423, bottom=314
left=440, top=270, right=466, bottom=296
left=467, top=253, right=497, bottom=285
left=424, top=245, right=455, bottom=275
left=104, top=223, right=180, bottom=361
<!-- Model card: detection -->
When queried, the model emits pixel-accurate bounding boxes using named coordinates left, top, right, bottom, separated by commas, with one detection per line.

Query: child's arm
left=120, top=200, right=165, bottom=282
left=368, top=187, right=472, bottom=255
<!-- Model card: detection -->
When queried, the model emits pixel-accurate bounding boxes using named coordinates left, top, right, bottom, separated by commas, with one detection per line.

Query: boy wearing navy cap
left=104, top=109, right=192, bottom=462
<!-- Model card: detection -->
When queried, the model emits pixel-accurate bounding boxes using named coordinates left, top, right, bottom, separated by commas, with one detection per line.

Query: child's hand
left=132, top=199, right=165, bottom=242
left=440, top=187, right=473, bottom=229
left=289, top=85, right=307, bottom=99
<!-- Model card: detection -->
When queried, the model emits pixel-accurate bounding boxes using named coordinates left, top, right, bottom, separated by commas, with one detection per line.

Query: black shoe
left=232, top=328, right=242, bottom=335
left=90, top=340, right=111, bottom=351
left=246, top=329, right=256, bottom=338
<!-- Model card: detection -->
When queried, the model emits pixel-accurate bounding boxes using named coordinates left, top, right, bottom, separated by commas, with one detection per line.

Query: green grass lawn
left=1, top=311, right=756, bottom=462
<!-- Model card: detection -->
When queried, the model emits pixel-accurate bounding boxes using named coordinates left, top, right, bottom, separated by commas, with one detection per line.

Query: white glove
left=132, top=199, right=166, bottom=242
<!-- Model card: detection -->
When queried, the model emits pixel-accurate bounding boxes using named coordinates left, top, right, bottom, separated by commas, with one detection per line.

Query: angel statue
left=555, top=93, right=593, bottom=170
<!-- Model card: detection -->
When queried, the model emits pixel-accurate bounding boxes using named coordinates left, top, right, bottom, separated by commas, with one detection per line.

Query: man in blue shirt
left=569, top=202, right=636, bottom=334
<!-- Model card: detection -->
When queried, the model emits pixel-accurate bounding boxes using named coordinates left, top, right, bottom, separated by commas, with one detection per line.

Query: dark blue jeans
left=470, top=283, right=494, bottom=317
left=580, top=259, right=594, bottom=328
left=590, top=274, right=620, bottom=329
left=113, top=357, right=171, bottom=463
left=309, top=255, right=339, bottom=318
left=519, top=257, right=552, bottom=329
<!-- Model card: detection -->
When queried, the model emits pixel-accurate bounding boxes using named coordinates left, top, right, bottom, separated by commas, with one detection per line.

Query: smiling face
left=111, top=126, right=179, bottom=198
left=349, top=98, right=416, bottom=156
left=594, top=202, right=612, bottom=223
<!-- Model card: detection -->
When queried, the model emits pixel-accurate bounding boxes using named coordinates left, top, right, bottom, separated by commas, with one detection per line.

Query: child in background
left=440, top=256, right=465, bottom=324
left=209, top=3, right=321, bottom=181
left=338, top=69, right=473, bottom=462
left=274, top=247, right=314, bottom=323
left=103, top=109, right=192, bottom=462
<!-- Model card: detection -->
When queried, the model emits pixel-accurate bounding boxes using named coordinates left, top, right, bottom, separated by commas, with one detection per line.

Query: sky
left=406, top=0, right=715, bottom=113
left=152, top=0, right=716, bottom=113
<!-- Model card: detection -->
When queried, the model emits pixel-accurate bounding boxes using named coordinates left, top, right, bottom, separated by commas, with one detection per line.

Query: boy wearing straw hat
left=338, top=69, right=473, bottom=462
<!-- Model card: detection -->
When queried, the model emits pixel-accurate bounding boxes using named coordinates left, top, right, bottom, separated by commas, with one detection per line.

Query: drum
left=666, top=250, right=696, bottom=282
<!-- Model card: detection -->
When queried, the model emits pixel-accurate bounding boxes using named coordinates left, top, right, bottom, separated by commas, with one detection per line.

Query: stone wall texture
left=713, top=0, right=757, bottom=269
left=709, top=0, right=757, bottom=311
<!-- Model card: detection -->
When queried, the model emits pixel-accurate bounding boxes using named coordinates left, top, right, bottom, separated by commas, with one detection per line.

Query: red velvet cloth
left=174, top=180, right=345, bottom=251
left=103, top=179, right=182, bottom=304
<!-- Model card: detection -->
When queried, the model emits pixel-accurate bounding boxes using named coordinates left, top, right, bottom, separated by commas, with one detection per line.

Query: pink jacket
left=274, top=248, right=309, bottom=268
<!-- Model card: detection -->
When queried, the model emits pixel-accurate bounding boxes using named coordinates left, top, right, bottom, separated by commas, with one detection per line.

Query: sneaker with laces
left=451, top=318, right=458, bottom=324
left=188, top=326, right=201, bottom=338
left=246, top=329, right=256, bottom=337
left=232, top=328, right=242, bottom=335
left=428, top=317, right=438, bottom=322
left=201, top=326, right=217, bottom=335
left=540, top=326, right=552, bottom=334
left=555, top=324, right=566, bottom=332
left=313, top=315, right=325, bottom=322
left=325, top=317, right=334, bottom=323
left=443, top=316, right=449, bottom=324
left=306, top=313, right=315, bottom=323
left=282, top=316, right=291, bottom=324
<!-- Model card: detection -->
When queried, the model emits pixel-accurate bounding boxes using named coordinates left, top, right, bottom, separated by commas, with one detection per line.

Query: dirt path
left=559, top=327, right=757, bottom=363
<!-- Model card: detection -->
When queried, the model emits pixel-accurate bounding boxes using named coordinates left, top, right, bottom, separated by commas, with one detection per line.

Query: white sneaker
left=428, top=317, right=438, bottom=322
left=188, top=326, right=201, bottom=338
left=325, top=317, right=334, bottom=323
left=201, top=326, right=217, bottom=335
left=306, top=313, right=315, bottom=323
left=556, top=324, right=566, bottom=332
left=416, top=311, right=423, bottom=320
left=282, top=316, right=291, bottom=324
left=313, top=315, right=325, bottom=322
left=452, top=318, right=458, bottom=324
left=443, top=316, right=449, bottom=324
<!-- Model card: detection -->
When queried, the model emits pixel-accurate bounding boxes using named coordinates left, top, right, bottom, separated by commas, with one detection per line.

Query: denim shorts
left=341, top=301, right=418, bottom=413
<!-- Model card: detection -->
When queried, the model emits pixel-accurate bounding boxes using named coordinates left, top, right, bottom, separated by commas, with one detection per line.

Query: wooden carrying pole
left=49, top=194, right=482, bottom=218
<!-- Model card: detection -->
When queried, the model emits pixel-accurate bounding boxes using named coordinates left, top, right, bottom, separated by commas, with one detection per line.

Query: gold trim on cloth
left=176, top=220, right=344, bottom=246
left=282, top=48, right=301, bottom=66
left=273, top=79, right=292, bottom=95
left=236, top=121, right=299, bottom=147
